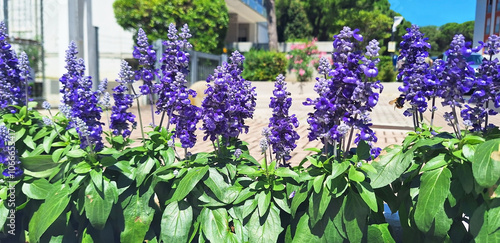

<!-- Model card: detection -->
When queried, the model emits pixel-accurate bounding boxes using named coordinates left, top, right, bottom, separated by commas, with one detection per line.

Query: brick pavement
left=44, top=81, right=497, bottom=166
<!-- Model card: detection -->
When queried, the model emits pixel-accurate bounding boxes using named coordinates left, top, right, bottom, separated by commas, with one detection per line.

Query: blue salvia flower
left=268, top=74, right=299, bottom=162
left=0, top=22, right=28, bottom=112
left=397, top=25, right=434, bottom=116
left=42, top=101, right=51, bottom=110
left=110, top=61, right=137, bottom=137
left=304, top=27, right=382, bottom=158
left=201, top=51, right=256, bottom=142
left=43, top=117, right=53, bottom=126
left=133, top=28, right=157, bottom=95
left=59, top=42, right=104, bottom=151
left=17, top=52, right=31, bottom=107
left=156, top=24, right=200, bottom=148
left=435, top=34, right=480, bottom=135
left=460, top=35, right=498, bottom=131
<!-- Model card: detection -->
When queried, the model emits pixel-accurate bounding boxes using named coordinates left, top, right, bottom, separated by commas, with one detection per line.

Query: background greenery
left=241, top=49, right=288, bottom=81
left=113, top=0, right=229, bottom=54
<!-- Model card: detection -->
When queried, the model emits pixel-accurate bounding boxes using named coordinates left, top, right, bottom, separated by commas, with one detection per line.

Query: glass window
left=497, top=0, right=500, bottom=11
left=496, top=17, right=500, bottom=33
left=489, top=1, right=492, bottom=12
left=487, top=18, right=491, bottom=34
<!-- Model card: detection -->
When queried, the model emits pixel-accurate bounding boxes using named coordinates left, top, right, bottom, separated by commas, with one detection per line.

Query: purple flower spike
left=156, top=24, right=200, bottom=148
left=397, top=25, right=434, bottom=117
left=268, top=74, right=300, bottom=162
left=201, top=51, right=257, bottom=142
left=305, top=27, right=382, bottom=159
left=134, top=28, right=157, bottom=96
left=110, top=61, right=137, bottom=138
left=59, top=41, right=104, bottom=151
left=0, top=22, right=29, bottom=112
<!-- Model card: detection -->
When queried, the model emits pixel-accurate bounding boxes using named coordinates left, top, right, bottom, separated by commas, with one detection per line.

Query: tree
left=264, top=0, right=279, bottom=51
left=283, top=0, right=312, bottom=41
left=419, top=25, right=441, bottom=56
left=337, top=10, right=392, bottom=49
left=113, top=0, right=229, bottom=54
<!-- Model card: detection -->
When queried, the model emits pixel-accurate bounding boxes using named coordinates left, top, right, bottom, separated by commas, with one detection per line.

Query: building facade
left=0, top=0, right=269, bottom=104
left=474, top=0, right=495, bottom=48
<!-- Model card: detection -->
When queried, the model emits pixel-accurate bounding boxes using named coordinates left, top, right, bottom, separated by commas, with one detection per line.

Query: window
left=497, top=0, right=500, bottom=11
left=489, top=0, right=493, bottom=13
left=487, top=18, right=491, bottom=34
left=496, top=16, right=500, bottom=33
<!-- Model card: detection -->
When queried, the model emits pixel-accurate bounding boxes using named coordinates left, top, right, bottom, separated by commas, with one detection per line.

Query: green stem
left=451, top=105, right=462, bottom=139
left=430, top=96, right=436, bottom=130
left=130, top=86, right=145, bottom=144
left=149, top=94, right=155, bottom=126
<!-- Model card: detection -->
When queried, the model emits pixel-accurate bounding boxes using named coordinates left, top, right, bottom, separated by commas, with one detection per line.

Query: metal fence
left=153, top=40, right=227, bottom=86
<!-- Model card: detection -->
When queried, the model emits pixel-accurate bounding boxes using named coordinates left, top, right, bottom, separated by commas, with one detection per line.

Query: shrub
left=241, top=49, right=287, bottom=81
left=377, top=55, right=397, bottom=82
left=287, top=39, right=319, bottom=82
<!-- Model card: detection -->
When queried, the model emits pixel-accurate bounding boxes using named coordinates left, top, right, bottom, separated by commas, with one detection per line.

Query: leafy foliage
left=113, top=0, right=229, bottom=54
left=241, top=49, right=287, bottom=81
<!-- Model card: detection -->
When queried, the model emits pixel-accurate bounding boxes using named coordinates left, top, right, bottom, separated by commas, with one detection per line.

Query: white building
left=1, top=0, right=269, bottom=104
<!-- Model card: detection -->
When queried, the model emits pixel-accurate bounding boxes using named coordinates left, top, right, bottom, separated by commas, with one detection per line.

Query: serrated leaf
left=414, top=167, right=452, bottom=233
left=160, top=201, right=192, bottom=243
left=473, top=138, right=500, bottom=187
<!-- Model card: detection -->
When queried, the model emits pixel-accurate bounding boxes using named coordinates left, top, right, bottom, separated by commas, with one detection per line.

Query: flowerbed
left=0, top=22, right=500, bottom=243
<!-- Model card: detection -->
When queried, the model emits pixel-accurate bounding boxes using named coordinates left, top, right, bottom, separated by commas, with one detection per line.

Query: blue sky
left=388, top=0, right=476, bottom=27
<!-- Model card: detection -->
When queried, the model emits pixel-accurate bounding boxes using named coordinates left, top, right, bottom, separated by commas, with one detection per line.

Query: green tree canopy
left=113, top=0, right=229, bottom=54
left=283, top=0, right=312, bottom=41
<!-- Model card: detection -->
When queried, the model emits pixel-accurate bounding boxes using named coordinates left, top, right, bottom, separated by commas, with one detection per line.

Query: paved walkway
left=43, top=81, right=500, bottom=166
left=127, top=81, right=416, bottom=166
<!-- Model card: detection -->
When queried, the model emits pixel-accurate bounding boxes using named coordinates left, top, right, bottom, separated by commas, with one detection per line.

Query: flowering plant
left=287, top=38, right=319, bottom=83
left=2, top=20, right=500, bottom=243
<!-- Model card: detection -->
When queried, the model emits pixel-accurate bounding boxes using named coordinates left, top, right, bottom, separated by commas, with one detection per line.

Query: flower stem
left=430, top=96, right=436, bottom=130
left=451, top=105, right=462, bottom=139
left=149, top=94, right=155, bottom=126
left=130, top=86, right=145, bottom=144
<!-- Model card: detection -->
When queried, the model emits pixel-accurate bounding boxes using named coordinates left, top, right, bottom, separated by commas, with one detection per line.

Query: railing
left=153, top=40, right=227, bottom=86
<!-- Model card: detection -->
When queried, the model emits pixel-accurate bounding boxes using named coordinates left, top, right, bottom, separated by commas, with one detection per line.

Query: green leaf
left=22, top=179, right=54, bottom=200
left=159, top=147, right=175, bottom=166
left=136, top=157, right=156, bottom=186
left=356, top=140, right=371, bottom=160
left=421, top=153, right=449, bottom=172
left=200, top=207, right=229, bottom=242
left=344, top=191, right=369, bottom=243
left=473, top=138, right=500, bottom=187
left=20, top=155, right=59, bottom=178
left=90, top=169, right=103, bottom=192
left=29, top=185, right=71, bottom=243
left=257, top=190, right=271, bottom=217
left=304, top=147, right=322, bottom=153
left=273, top=192, right=291, bottom=214
left=414, top=167, right=452, bottom=233
left=24, top=134, right=36, bottom=149
left=488, top=206, right=500, bottom=234
left=462, top=143, right=475, bottom=161
left=52, top=148, right=66, bottom=163
left=169, top=165, right=209, bottom=202
left=369, top=146, right=408, bottom=188
left=307, top=155, right=322, bottom=168
left=74, top=162, right=92, bottom=174
left=308, top=186, right=331, bottom=227
left=313, top=174, right=325, bottom=194
left=160, top=201, right=193, bottom=243
left=67, top=149, right=87, bottom=158
left=43, top=130, right=58, bottom=153
left=367, top=223, right=396, bottom=243
left=247, top=203, right=283, bottom=243
left=348, top=166, right=365, bottom=182
left=204, top=168, right=238, bottom=204
left=290, top=184, right=310, bottom=218
left=355, top=181, right=378, bottom=212
left=275, top=167, right=299, bottom=180
left=120, top=190, right=155, bottom=243
left=331, top=160, right=350, bottom=180
left=84, top=180, right=116, bottom=230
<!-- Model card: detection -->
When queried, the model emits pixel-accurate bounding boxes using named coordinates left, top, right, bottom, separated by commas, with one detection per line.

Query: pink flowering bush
left=287, top=39, right=319, bottom=82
